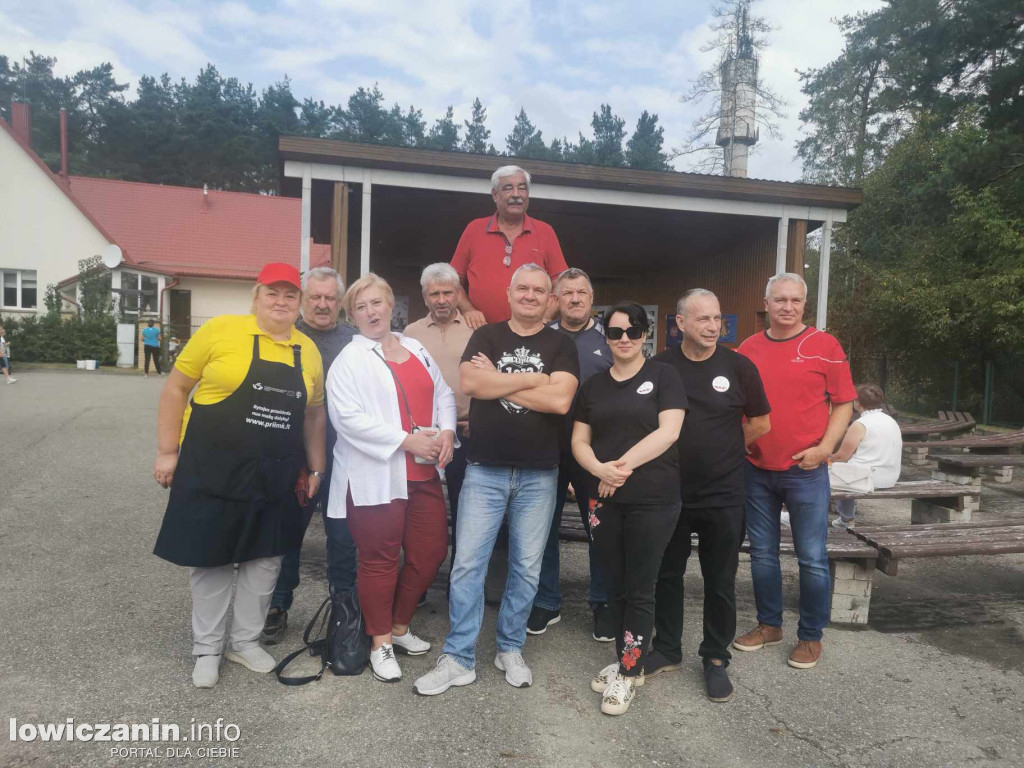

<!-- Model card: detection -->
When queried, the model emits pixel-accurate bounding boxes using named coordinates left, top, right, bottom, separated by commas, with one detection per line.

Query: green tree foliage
left=626, top=111, right=672, bottom=170
left=798, top=0, right=1024, bottom=416
left=462, top=98, right=495, bottom=154
left=590, top=104, right=626, bottom=166
left=77, top=256, right=114, bottom=319
left=505, top=108, right=549, bottom=159
left=3, top=314, right=119, bottom=364
left=425, top=106, right=460, bottom=151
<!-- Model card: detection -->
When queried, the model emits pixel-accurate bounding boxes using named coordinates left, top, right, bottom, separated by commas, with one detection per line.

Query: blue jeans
left=270, top=500, right=357, bottom=611
left=534, top=456, right=607, bottom=611
left=443, top=463, right=558, bottom=669
left=744, top=462, right=831, bottom=642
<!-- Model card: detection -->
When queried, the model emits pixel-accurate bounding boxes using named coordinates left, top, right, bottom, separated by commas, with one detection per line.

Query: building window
left=1, top=269, right=37, bottom=310
left=121, top=271, right=159, bottom=314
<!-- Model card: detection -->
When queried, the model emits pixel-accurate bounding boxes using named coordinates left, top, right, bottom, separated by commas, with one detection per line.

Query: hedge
left=1, top=314, right=119, bottom=364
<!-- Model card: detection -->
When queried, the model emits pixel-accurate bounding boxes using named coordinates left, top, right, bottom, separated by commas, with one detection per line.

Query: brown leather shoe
left=732, top=623, right=783, bottom=652
left=787, top=640, right=823, bottom=669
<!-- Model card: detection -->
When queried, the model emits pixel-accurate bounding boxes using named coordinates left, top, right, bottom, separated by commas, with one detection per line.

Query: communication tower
left=715, top=4, right=759, bottom=177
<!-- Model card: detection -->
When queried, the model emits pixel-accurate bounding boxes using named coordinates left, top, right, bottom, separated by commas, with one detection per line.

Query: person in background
left=413, top=263, right=578, bottom=697
left=142, top=320, right=162, bottom=376
left=404, top=263, right=474, bottom=581
left=572, top=302, right=686, bottom=716
left=0, top=326, right=15, bottom=384
left=734, top=273, right=856, bottom=670
left=450, top=165, right=568, bottom=329
left=167, top=337, right=181, bottom=366
left=651, top=289, right=770, bottom=703
left=829, top=384, right=902, bottom=528
left=261, top=266, right=357, bottom=645
left=528, top=267, right=613, bottom=641
left=326, top=273, right=456, bottom=683
left=152, top=262, right=326, bottom=689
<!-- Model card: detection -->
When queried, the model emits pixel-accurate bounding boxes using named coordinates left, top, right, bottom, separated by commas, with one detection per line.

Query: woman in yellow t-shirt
left=152, top=262, right=326, bottom=689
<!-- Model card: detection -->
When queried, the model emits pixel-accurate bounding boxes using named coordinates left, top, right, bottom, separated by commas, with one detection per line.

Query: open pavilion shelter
left=279, top=138, right=861, bottom=349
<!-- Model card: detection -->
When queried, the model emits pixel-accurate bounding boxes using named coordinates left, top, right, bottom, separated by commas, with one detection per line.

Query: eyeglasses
left=606, top=326, right=645, bottom=341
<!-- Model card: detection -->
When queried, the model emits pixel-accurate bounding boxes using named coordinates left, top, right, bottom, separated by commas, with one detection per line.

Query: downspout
left=159, top=278, right=179, bottom=322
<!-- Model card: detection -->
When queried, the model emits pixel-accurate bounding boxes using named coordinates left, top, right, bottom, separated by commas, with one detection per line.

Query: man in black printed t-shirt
left=651, top=289, right=771, bottom=703
left=413, top=263, right=579, bottom=697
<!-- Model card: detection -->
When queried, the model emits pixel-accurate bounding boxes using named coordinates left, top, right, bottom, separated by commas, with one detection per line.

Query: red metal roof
left=65, top=176, right=330, bottom=280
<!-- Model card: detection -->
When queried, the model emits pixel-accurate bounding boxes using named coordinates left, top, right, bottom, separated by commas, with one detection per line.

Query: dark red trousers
left=346, top=477, right=448, bottom=636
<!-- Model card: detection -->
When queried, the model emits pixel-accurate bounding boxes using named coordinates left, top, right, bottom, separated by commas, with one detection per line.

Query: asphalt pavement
left=1, top=371, right=1022, bottom=768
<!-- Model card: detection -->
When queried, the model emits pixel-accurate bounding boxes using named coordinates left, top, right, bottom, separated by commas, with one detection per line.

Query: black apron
left=154, top=335, right=308, bottom=568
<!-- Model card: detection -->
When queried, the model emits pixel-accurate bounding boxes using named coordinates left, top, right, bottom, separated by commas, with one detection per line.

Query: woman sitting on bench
left=830, top=384, right=903, bottom=528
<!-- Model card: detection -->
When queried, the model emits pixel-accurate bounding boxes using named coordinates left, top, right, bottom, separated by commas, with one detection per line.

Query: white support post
left=110, top=268, right=122, bottom=315
left=816, top=216, right=833, bottom=330
left=776, top=217, right=788, bottom=275
left=360, top=176, right=372, bottom=276
left=300, top=166, right=312, bottom=275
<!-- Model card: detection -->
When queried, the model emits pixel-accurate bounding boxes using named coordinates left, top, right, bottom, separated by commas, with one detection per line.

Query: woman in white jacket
left=326, top=273, right=457, bottom=683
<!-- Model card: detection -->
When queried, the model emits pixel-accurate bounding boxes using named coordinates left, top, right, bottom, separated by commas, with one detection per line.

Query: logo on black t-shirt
left=636, top=381, right=654, bottom=395
left=497, top=345, right=545, bottom=414
left=712, top=376, right=730, bottom=393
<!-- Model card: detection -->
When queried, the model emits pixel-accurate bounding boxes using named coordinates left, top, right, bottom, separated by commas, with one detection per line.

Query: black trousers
left=144, top=345, right=162, bottom=374
left=653, top=504, right=745, bottom=666
left=444, top=435, right=471, bottom=575
left=591, top=498, right=680, bottom=677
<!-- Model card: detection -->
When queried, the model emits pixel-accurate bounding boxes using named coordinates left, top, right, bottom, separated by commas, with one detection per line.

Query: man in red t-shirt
left=733, top=273, right=856, bottom=670
left=450, top=165, right=568, bottom=329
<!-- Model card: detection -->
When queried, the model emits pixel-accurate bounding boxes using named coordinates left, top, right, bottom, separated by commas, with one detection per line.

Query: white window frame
left=0, top=269, right=38, bottom=310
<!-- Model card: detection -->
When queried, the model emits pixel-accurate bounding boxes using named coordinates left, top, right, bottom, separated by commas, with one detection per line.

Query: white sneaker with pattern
left=601, top=676, right=637, bottom=716
left=591, top=662, right=645, bottom=693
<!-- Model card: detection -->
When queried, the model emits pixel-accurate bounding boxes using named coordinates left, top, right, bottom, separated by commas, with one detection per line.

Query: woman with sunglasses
left=572, top=302, right=687, bottom=716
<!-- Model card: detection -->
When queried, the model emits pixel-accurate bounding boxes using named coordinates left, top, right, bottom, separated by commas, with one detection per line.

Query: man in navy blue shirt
left=528, top=267, right=615, bottom=641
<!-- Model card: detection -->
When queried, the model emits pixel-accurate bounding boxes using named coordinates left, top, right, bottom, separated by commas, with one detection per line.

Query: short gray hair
left=491, top=165, right=531, bottom=192
left=765, top=272, right=807, bottom=299
left=304, top=266, right=345, bottom=295
left=676, top=288, right=718, bottom=317
left=553, top=267, right=593, bottom=294
left=419, top=263, right=461, bottom=292
left=510, top=262, right=551, bottom=291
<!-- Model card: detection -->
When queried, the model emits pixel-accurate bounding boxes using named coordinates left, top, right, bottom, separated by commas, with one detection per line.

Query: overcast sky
left=1, top=0, right=883, bottom=182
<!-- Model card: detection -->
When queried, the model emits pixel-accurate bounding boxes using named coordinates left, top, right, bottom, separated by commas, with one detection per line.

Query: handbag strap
left=372, top=348, right=419, bottom=430
left=273, top=596, right=332, bottom=686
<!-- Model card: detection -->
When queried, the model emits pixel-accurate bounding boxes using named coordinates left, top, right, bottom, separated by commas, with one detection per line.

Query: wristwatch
left=309, top=470, right=326, bottom=480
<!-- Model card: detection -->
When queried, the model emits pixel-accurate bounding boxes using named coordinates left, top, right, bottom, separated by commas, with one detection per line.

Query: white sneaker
left=192, top=655, right=221, bottom=688
left=591, top=662, right=645, bottom=693
left=780, top=508, right=791, bottom=527
left=413, top=654, right=476, bottom=696
left=370, top=643, right=402, bottom=682
left=601, top=676, right=637, bottom=716
left=225, top=646, right=276, bottom=673
left=6, top=378, right=15, bottom=384
left=831, top=516, right=854, bottom=529
left=494, top=651, right=532, bottom=688
left=391, top=629, right=431, bottom=656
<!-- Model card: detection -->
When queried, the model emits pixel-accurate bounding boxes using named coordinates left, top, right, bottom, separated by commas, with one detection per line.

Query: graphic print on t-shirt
left=497, top=345, right=545, bottom=414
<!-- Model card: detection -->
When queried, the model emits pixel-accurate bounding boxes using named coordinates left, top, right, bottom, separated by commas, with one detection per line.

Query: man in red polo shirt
left=451, top=165, right=568, bottom=329
left=733, top=272, right=856, bottom=671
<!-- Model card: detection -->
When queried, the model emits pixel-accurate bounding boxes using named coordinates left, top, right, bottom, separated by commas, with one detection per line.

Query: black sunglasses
left=606, top=326, right=645, bottom=341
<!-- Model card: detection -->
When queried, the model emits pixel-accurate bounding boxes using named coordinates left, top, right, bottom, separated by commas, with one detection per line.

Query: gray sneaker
left=192, top=655, right=221, bottom=688
left=413, top=654, right=476, bottom=696
left=494, top=651, right=532, bottom=688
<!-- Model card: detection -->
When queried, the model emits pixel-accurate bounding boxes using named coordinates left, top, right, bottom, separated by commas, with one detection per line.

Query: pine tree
left=425, top=106, right=460, bottom=151
left=462, top=97, right=494, bottom=154
left=626, top=111, right=671, bottom=170
left=505, top=107, right=548, bottom=159
left=591, top=104, right=626, bottom=166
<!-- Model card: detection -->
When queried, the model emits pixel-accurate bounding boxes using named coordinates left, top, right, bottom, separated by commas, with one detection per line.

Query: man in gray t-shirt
left=528, top=268, right=614, bottom=642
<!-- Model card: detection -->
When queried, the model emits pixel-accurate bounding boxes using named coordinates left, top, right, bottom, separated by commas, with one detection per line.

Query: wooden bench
left=900, top=412, right=976, bottom=459
left=904, top=426, right=1023, bottom=466
left=929, top=452, right=1024, bottom=486
left=850, top=520, right=1024, bottom=575
left=831, top=480, right=978, bottom=524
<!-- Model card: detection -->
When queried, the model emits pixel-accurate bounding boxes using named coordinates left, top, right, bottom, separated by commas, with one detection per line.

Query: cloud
left=0, top=0, right=885, bottom=181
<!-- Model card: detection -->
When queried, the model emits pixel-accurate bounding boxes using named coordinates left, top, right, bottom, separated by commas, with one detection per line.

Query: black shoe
left=526, top=606, right=561, bottom=635
left=592, top=604, right=615, bottom=643
left=643, top=649, right=682, bottom=677
left=703, top=658, right=734, bottom=703
left=260, top=607, right=287, bottom=645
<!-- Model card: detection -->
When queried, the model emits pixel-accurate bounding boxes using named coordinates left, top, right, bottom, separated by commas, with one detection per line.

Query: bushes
left=1, top=314, right=119, bottom=365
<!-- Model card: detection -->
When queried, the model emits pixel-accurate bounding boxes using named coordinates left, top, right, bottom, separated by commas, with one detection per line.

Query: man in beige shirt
left=404, top=263, right=474, bottom=572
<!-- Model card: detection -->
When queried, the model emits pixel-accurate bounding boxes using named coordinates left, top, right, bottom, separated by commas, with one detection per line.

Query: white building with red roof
left=1, top=102, right=328, bottom=340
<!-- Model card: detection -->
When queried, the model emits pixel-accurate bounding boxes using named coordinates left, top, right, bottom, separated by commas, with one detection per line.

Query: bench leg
left=905, top=445, right=930, bottom=466
left=911, top=499, right=973, bottom=524
left=931, top=467, right=982, bottom=488
left=829, top=558, right=875, bottom=625
left=984, top=466, right=1013, bottom=484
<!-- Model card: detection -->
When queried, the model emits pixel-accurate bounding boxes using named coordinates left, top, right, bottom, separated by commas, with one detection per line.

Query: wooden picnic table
left=831, top=479, right=978, bottom=524
left=904, top=428, right=1024, bottom=465
left=850, top=520, right=1024, bottom=575
left=900, top=411, right=976, bottom=440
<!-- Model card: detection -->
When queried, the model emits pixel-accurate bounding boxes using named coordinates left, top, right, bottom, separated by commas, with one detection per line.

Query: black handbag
left=274, top=587, right=369, bottom=685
